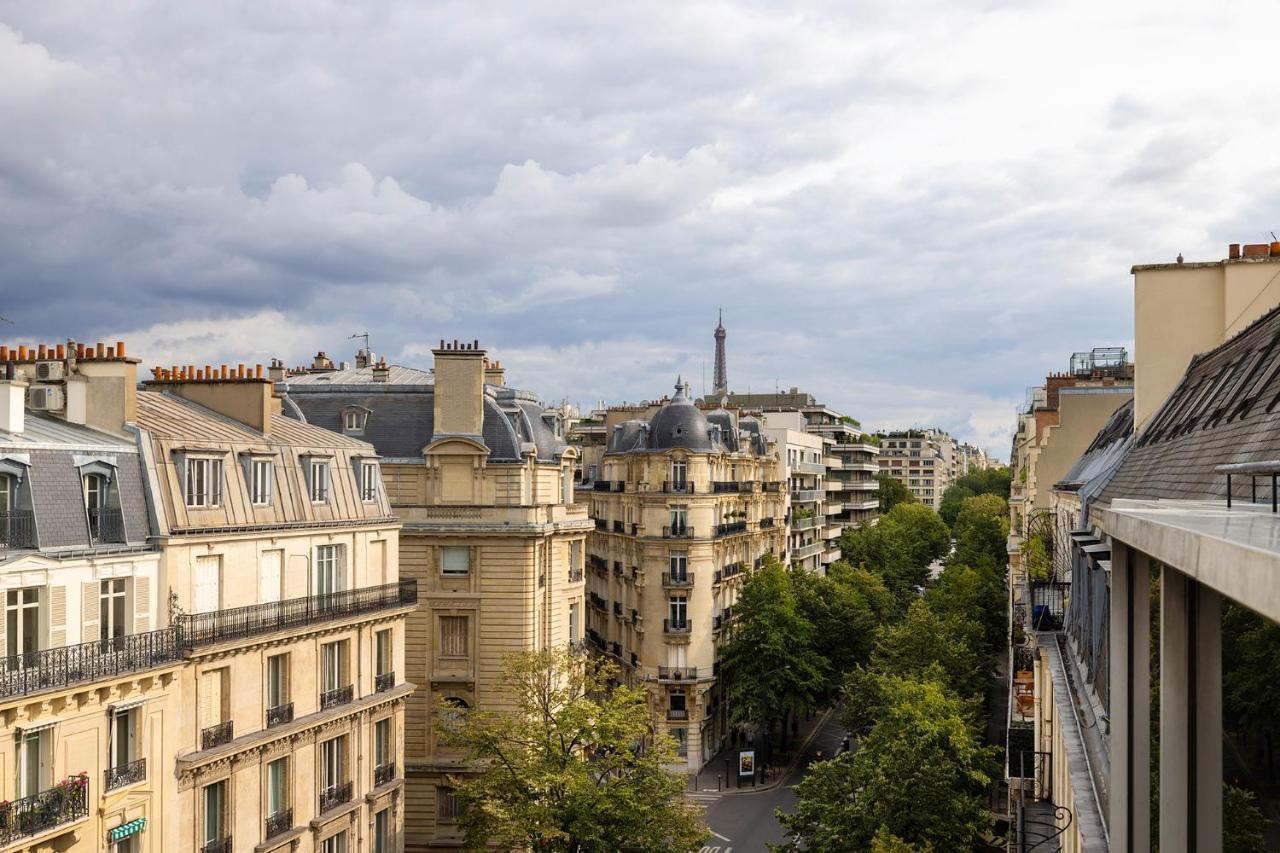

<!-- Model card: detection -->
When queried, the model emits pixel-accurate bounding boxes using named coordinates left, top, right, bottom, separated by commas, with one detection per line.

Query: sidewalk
left=690, top=707, right=836, bottom=795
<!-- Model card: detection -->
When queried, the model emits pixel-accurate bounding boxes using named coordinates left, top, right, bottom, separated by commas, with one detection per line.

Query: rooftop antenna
left=348, top=330, right=370, bottom=358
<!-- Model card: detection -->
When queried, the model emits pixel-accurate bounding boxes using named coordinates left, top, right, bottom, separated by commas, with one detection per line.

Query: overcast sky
left=3, top=1, right=1276, bottom=457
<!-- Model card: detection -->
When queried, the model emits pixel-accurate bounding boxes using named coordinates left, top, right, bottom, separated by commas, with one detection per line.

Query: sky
left=3, top=1, right=1278, bottom=458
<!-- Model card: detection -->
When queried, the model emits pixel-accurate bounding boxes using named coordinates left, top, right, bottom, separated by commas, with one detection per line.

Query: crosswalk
left=697, top=846, right=733, bottom=852
left=687, top=789, right=723, bottom=806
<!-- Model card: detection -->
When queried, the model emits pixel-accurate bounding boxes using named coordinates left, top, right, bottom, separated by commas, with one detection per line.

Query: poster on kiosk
left=738, top=750, right=755, bottom=781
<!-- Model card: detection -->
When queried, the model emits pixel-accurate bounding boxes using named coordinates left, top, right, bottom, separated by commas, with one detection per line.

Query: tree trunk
left=781, top=707, right=791, bottom=753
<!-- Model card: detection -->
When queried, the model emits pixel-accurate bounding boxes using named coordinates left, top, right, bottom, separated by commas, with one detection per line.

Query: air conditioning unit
left=34, top=361, right=65, bottom=381
left=27, top=386, right=65, bottom=411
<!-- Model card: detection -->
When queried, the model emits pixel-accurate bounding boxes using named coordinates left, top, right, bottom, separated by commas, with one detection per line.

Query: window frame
left=250, top=458, right=273, bottom=506
left=440, top=546, right=470, bottom=578
left=184, top=457, right=224, bottom=508
left=308, top=459, right=330, bottom=504
left=360, top=461, right=379, bottom=502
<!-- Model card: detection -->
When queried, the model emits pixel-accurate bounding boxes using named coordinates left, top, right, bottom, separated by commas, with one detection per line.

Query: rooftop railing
left=176, top=579, right=417, bottom=648
left=0, top=510, right=36, bottom=550
left=0, top=627, right=181, bottom=701
left=88, top=507, right=126, bottom=544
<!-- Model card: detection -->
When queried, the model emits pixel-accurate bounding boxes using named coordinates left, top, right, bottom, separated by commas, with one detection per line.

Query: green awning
left=108, top=817, right=146, bottom=843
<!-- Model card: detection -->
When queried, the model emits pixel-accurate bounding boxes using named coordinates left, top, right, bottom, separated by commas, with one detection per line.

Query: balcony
left=0, top=773, right=90, bottom=846
left=87, top=507, right=126, bottom=544
left=588, top=593, right=607, bottom=612
left=630, top=608, right=640, bottom=625
left=201, top=720, right=234, bottom=750
left=201, top=839, right=232, bottom=853
left=711, top=481, right=745, bottom=493
left=265, top=808, right=293, bottom=841
left=613, top=602, right=623, bottom=617
left=791, top=541, right=823, bottom=561
left=568, top=567, right=584, bottom=583
left=663, top=619, right=691, bottom=636
left=762, top=481, right=784, bottom=492
left=661, top=525, right=694, bottom=539
left=0, top=627, right=181, bottom=701
left=104, top=757, right=145, bottom=791
left=714, top=521, right=747, bottom=537
left=846, top=479, right=877, bottom=491
left=0, top=510, right=36, bottom=550
left=266, top=702, right=294, bottom=728
left=792, top=514, right=821, bottom=531
left=319, top=781, right=353, bottom=814
left=1029, top=581, right=1069, bottom=631
left=655, top=666, right=699, bottom=681
left=594, top=518, right=609, bottom=532
left=374, top=762, right=397, bottom=787
left=791, top=489, right=822, bottom=502
left=176, top=579, right=417, bottom=648
left=667, top=708, right=689, bottom=720
left=612, top=520, right=624, bottom=534
left=587, top=554, right=607, bottom=574
left=375, top=672, right=395, bottom=693
left=320, top=684, right=354, bottom=710
left=793, top=461, right=826, bottom=475
left=661, top=571, right=695, bottom=588
left=759, top=517, right=776, bottom=529
left=661, top=481, right=695, bottom=494
left=592, top=480, right=624, bottom=492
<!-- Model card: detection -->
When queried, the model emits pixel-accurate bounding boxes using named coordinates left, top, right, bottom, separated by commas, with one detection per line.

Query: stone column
left=1109, top=543, right=1151, bottom=852
left=1159, top=566, right=1223, bottom=853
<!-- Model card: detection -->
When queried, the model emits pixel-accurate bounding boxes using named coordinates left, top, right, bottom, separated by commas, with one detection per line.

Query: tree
left=927, top=562, right=1007, bottom=662
left=719, top=555, right=827, bottom=752
left=840, top=502, right=950, bottom=609
left=776, top=674, right=995, bottom=852
left=438, top=649, right=708, bottom=853
left=871, top=598, right=989, bottom=702
left=791, top=561, right=894, bottom=704
left=950, top=494, right=1009, bottom=571
left=1224, top=783, right=1269, bottom=853
left=938, top=485, right=975, bottom=529
left=876, top=473, right=916, bottom=513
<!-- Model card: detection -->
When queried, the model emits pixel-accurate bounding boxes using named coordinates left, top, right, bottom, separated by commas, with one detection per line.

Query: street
left=695, top=711, right=848, bottom=852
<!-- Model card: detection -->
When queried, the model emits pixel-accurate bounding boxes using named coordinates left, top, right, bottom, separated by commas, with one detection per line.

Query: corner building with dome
left=582, top=380, right=785, bottom=771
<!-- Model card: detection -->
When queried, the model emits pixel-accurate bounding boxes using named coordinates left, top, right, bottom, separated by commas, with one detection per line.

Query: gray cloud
left=3, top=1, right=1278, bottom=457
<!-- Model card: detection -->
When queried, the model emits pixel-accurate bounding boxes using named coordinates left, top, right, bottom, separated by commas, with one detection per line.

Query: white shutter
left=259, top=551, right=282, bottom=603
left=194, top=556, right=220, bottom=613
left=81, top=582, right=99, bottom=645
left=199, top=669, right=223, bottom=729
left=48, top=586, right=66, bottom=647
left=134, top=576, right=151, bottom=633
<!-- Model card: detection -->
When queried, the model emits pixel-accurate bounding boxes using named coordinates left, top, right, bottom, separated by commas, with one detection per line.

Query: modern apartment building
left=957, top=442, right=993, bottom=475
left=759, top=411, right=836, bottom=571
left=585, top=381, right=785, bottom=771
left=281, top=342, right=591, bottom=852
left=875, top=428, right=957, bottom=510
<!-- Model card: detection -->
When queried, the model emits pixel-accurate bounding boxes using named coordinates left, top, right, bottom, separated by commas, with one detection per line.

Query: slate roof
left=1100, top=303, right=1280, bottom=504
left=1054, top=398, right=1133, bottom=527
left=280, top=366, right=568, bottom=463
left=605, top=380, right=770, bottom=457
left=136, top=391, right=372, bottom=451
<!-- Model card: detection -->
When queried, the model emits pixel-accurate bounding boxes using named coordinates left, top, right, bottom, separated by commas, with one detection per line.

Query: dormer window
left=185, top=457, right=223, bottom=508
left=83, top=465, right=125, bottom=543
left=342, top=408, right=370, bottom=435
left=308, top=460, right=330, bottom=503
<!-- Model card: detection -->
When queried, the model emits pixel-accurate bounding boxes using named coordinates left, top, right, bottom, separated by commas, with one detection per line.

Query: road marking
left=709, top=830, right=732, bottom=842
left=698, top=847, right=733, bottom=852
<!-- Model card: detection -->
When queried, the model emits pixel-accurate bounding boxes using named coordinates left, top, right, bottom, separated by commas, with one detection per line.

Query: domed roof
left=649, top=378, right=715, bottom=451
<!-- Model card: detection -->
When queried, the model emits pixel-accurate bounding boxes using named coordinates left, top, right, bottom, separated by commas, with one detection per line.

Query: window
left=202, top=780, right=226, bottom=847
left=669, top=692, right=686, bottom=715
left=671, top=727, right=688, bottom=758
left=309, top=460, right=330, bottom=503
left=250, top=459, right=272, bottom=506
left=267, top=757, right=289, bottom=818
left=568, top=602, right=580, bottom=644
left=185, top=457, right=223, bottom=508
left=441, top=546, right=470, bottom=577
left=321, top=735, right=346, bottom=791
left=374, top=718, right=391, bottom=770
left=668, top=506, right=687, bottom=534
left=343, top=410, right=365, bottom=433
left=570, top=540, right=582, bottom=574
left=6, top=587, right=39, bottom=658
left=668, top=595, right=687, bottom=628
left=587, top=464, right=597, bottom=482
left=267, top=654, right=289, bottom=709
left=0, top=473, right=10, bottom=513
left=374, top=809, right=391, bottom=853
left=670, top=460, right=687, bottom=488
left=17, top=729, right=49, bottom=798
left=437, top=786, right=459, bottom=823
left=440, top=615, right=468, bottom=657
left=669, top=553, right=687, bottom=581
left=360, top=461, right=378, bottom=502
left=321, top=831, right=347, bottom=853
left=375, top=629, right=392, bottom=676
left=100, top=579, right=128, bottom=645
left=315, top=544, right=344, bottom=594
left=110, top=707, right=137, bottom=770
left=321, top=641, right=348, bottom=693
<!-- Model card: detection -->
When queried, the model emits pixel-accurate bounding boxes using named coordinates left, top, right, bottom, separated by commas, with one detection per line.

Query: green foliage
left=875, top=473, right=916, bottom=512
left=1224, top=782, right=1270, bottom=853
left=1022, top=534, right=1050, bottom=581
left=791, top=561, right=894, bottom=704
left=927, top=562, right=1007, bottom=662
left=840, top=502, right=950, bottom=609
left=938, top=485, right=975, bottom=528
left=939, top=463, right=1010, bottom=528
left=870, top=827, right=934, bottom=852
left=949, top=494, right=1009, bottom=571
left=438, top=649, right=708, bottom=853
left=1223, top=603, right=1280, bottom=735
left=776, top=674, right=995, bottom=852
left=871, top=599, right=989, bottom=702
left=719, top=555, right=827, bottom=730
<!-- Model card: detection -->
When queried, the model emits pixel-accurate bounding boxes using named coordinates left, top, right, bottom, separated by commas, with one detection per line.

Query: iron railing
left=201, top=837, right=232, bottom=853
left=612, top=520, right=624, bottom=533
left=375, top=672, right=395, bottom=693
left=320, top=684, right=353, bottom=710
left=104, top=758, right=145, bottom=791
left=667, top=708, right=689, bottom=720
left=0, top=509, right=36, bottom=549
left=594, top=519, right=609, bottom=532
left=374, top=762, right=397, bottom=786
left=0, top=775, right=89, bottom=845
left=0, top=627, right=181, bottom=700
left=662, top=481, right=695, bottom=494
left=655, top=667, right=698, bottom=681
left=319, top=781, right=352, bottom=814
left=588, top=593, right=606, bottom=611
left=201, top=720, right=234, bottom=750
left=759, top=518, right=776, bottom=529
left=663, top=619, right=691, bottom=635
left=568, top=567, right=584, bottom=583
left=266, top=702, right=294, bottom=728
left=661, top=571, right=694, bottom=588
left=712, top=481, right=744, bottom=493
left=265, top=808, right=293, bottom=840
left=662, top=525, right=694, bottom=538
left=176, top=579, right=417, bottom=647
left=714, top=521, right=747, bottom=537
left=1029, top=581, right=1069, bottom=631
left=88, top=507, right=126, bottom=543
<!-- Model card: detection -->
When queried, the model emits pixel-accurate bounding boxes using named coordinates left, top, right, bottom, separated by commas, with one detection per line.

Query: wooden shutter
left=200, top=669, right=223, bottom=728
left=134, top=576, right=151, bottom=634
left=194, top=556, right=220, bottom=613
left=259, top=551, right=282, bottom=603
left=48, top=586, right=66, bottom=647
left=81, top=582, right=99, bottom=645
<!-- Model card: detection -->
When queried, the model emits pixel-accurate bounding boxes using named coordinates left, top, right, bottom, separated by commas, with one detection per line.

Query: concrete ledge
left=1044, top=637, right=1109, bottom=851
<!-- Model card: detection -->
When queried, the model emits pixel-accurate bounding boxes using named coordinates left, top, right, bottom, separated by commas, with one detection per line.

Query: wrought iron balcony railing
left=661, top=525, right=694, bottom=539
left=667, top=708, right=689, bottom=720
left=201, top=720, right=234, bottom=750
left=714, top=521, right=748, bottom=537
left=375, top=672, right=395, bottom=693
left=655, top=666, right=698, bottom=681
left=0, top=510, right=36, bottom=550
left=201, top=837, right=232, bottom=853
left=87, top=507, right=126, bottom=543
left=319, top=781, right=353, bottom=814
left=661, top=481, right=695, bottom=494
left=594, top=518, right=609, bottom=532
left=663, top=619, right=691, bottom=635
left=568, top=567, right=584, bottom=583
left=759, top=517, right=776, bottom=529
left=374, top=762, right=397, bottom=787
left=661, top=571, right=694, bottom=588
left=0, top=628, right=181, bottom=701
left=267, top=702, right=294, bottom=728
left=265, top=808, right=293, bottom=840
left=320, top=684, right=354, bottom=710
left=104, top=757, right=145, bottom=791
left=711, top=481, right=744, bottom=493
left=0, top=774, right=90, bottom=845
left=176, top=579, right=417, bottom=648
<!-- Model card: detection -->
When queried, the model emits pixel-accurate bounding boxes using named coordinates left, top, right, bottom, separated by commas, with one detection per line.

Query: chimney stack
left=145, top=362, right=280, bottom=434
left=372, top=358, right=390, bottom=383
left=484, top=358, right=506, bottom=387
left=432, top=339, right=486, bottom=436
left=0, top=363, right=25, bottom=434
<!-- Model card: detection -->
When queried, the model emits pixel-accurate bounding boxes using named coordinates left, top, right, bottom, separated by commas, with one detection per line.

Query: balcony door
left=5, top=587, right=39, bottom=663
left=668, top=596, right=687, bottom=628
left=671, top=460, right=687, bottom=489
left=100, top=579, right=128, bottom=648
left=321, top=736, right=345, bottom=792
left=314, top=545, right=344, bottom=596
left=17, top=728, right=49, bottom=798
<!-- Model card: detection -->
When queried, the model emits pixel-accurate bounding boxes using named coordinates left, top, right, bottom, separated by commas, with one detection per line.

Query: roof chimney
left=0, top=364, right=26, bottom=434
left=145, top=362, right=280, bottom=434
left=355, top=349, right=370, bottom=369
left=372, top=359, right=390, bottom=383
left=484, top=357, right=506, bottom=387
left=432, top=338, right=486, bottom=437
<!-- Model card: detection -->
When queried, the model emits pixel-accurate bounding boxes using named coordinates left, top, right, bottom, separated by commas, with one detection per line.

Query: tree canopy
left=939, top=468, right=1010, bottom=527
left=876, top=473, right=916, bottom=512
left=438, top=649, right=708, bottom=853
left=791, top=561, right=894, bottom=704
left=839, top=502, right=950, bottom=608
